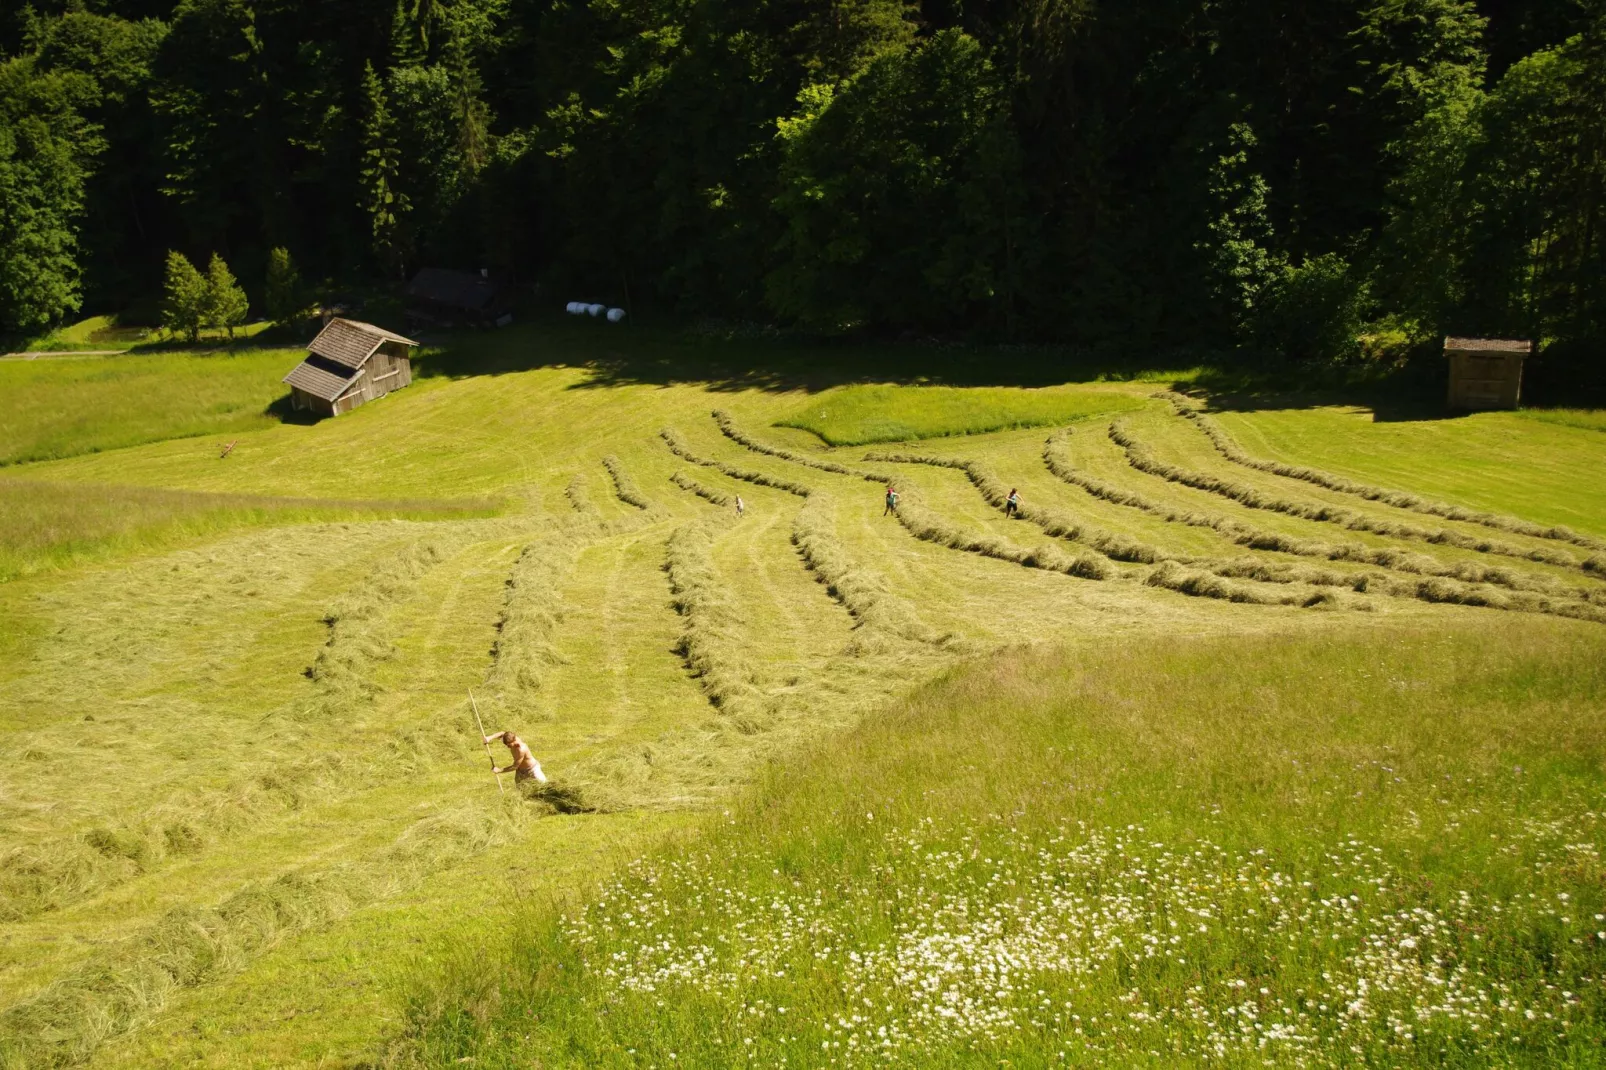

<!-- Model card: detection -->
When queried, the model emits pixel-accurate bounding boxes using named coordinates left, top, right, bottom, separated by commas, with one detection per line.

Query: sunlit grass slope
left=780, top=384, right=1147, bottom=445
left=0, top=323, right=1602, bottom=1068
left=0, top=478, right=499, bottom=581
left=0, top=349, right=299, bottom=465
left=403, top=619, right=1606, bottom=1068
left=1212, top=404, right=1606, bottom=538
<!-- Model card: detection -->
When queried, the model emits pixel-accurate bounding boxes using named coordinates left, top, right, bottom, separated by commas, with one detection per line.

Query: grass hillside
left=0, top=349, right=303, bottom=466
left=406, top=620, right=1606, bottom=1067
left=0, top=323, right=1601, bottom=1068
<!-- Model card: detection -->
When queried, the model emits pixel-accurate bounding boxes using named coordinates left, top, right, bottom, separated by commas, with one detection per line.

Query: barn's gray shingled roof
left=284, top=319, right=419, bottom=401
left=307, top=318, right=419, bottom=369
left=283, top=355, right=358, bottom=401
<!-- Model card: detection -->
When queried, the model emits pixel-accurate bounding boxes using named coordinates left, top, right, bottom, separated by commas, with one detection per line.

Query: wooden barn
left=1444, top=336, right=1531, bottom=411
left=283, top=318, right=420, bottom=417
left=405, top=267, right=509, bottom=328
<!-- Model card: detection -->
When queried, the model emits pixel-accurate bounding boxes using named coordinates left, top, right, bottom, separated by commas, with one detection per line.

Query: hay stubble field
left=1, top=325, right=1603, bottom=1068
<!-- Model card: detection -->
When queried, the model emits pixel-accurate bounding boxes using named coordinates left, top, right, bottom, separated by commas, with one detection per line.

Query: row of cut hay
left=711, top=410, right=891, bottom=483
left=874, top=476, right=1109, bottom=580
left=0, top=718, right=465, bottom=925
left=1144, top=560, right=1335, bottom=607
left=485, top=528, right=584, bottom=699
left=301, top=540, right=445, bottom=714
left=564, top=472, right=601, bottom=519
left=790, top=493, right=947, bottom=646
left=665, top=523, right=770, bottom=731
left=866, top=450, right=1160, bottom=565
left=1045, top=429, right=1605, bottom=603
left=669, top=471, right=732, bottom=508
left=660, top=427, right=812, bottom=497
left=1109, top=417, right=1590, bottom=572
left=1159, top=390, right=1606, bottom=554
left=0, top=798, right=530, bottom=1070
left=602, top=455, right=653, bottom=510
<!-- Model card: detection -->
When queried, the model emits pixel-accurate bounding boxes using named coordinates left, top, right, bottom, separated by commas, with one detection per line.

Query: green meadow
left=0, top=323, right=1602, bottom=1068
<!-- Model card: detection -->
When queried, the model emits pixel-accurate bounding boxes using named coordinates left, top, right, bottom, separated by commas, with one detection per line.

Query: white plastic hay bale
left=607, top=307, right=626, bottom=323
left=587, top=303, right=605, bottom=317
left=566, top=301, right=581, bottom=314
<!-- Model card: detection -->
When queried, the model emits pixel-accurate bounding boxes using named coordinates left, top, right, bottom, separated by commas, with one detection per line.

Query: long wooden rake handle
left=468, top=689, right=505, bottom=796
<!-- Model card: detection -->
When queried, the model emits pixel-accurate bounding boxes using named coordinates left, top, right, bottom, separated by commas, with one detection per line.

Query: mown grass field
left=0, top=323, right=1602, bottom=1068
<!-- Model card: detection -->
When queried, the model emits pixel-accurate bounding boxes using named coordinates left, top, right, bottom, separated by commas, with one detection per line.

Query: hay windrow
left=601, top=454, right=653, bottom=510
left=874, top=476, right=1108, bottom=581
left=711, top=410, right=892, bottom=483
left=659, top=427, right=813, bottom=497
left=866, top=449, right=1157, bottom=565
left=669, top=471, right=732, bottom=508
left=664, top=523, right=770, bottom=729
left=1045, top=428, right=1597, bottom=600
left=564, top=472, right=601, bottom=518
left=1109, top=417, right=1588, bottom=572
left=486, top=529, right=582, bottom=701
left=1158, top=391, right=1606, bottom=553
left=303, top=540, right=446, bottom=713
left=791, top=493, right=947, bottom=645
left=0, top=800, right=530, bottom=1069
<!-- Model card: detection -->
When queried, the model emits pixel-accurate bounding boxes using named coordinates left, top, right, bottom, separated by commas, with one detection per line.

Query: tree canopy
left=0, top=0, right=1600, bottom=374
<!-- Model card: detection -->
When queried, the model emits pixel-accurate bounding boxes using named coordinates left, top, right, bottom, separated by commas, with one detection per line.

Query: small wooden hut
left=1444, top=337, right=1530, bottom=411
left=283, top=318, right=420, bottom=417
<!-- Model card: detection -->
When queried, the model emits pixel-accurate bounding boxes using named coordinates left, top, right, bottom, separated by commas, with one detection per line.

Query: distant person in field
left=1005, top=488, right=1021, bottom=518
left=484, top=730, right=548, bottom=785
left=735, top=494, right=745, bottom=517
left=884, top=485, right=899, bottom=515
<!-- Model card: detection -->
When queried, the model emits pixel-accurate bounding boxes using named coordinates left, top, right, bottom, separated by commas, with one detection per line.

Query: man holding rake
left=484, top=729, right=548, bottom=786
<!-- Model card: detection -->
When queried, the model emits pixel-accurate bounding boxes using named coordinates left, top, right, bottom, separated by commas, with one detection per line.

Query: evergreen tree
left=161, top=249, right=208, bottom=341
left=358, top=60, right=409, bottom=276
left=203, top=251, right=248, bottom=339
left=0, top=56, right=101, bottom=333
left=1200, top=123, right=1284, bottom=341
left=264, top=245, right=304, bottom=328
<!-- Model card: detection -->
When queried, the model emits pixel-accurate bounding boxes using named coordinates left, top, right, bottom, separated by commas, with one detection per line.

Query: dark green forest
left=1, top=0, right=1602, bottom=371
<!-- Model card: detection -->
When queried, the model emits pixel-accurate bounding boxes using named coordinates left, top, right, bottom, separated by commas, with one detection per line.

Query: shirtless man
left=483, top=730, right=548, bottom=784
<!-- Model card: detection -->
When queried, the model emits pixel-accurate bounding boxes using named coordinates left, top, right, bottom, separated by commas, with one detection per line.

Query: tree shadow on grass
left=412, top=316, right=1206, bottom=394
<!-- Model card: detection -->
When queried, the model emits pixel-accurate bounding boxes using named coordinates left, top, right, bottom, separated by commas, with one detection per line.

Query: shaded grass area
left=0, top=350, right=300, bottom=466
left=0, top=478, right=499, bottom=582
left=779, top=384, right=1145, bottom=446
left=398, top=619, right=1606, bottom=1068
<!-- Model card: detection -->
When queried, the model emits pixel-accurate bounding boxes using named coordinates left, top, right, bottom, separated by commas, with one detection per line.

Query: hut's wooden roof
left=1444, top=337, right=1532, bottom=354
left=285, top=319, right=418, bottom=401
left=283, top=355, right=358, bottom=401
left=308, top=318, right=419, bottom=369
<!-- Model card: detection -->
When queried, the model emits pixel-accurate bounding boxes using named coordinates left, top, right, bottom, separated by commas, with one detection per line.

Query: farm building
left=1444, top=337, right=1531, bottom=411
left=283, top=318, right=420, bottom=417
left=405, top=267, right=510, bottom=328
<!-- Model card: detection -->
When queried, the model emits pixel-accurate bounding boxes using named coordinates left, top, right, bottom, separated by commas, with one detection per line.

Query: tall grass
left=395, top=621, right=1606, bottom=1068
left=1162, top=392, right=1606, bottom=552
left=778, top=384, right=1145, bottom=446
left=0, top=350, right=300, bottom=466
left=670, top=470, right=733, bottom=508
left=0, top=478, right=496, bottom=582
left=1519, top=408, right=1606, bottom=434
